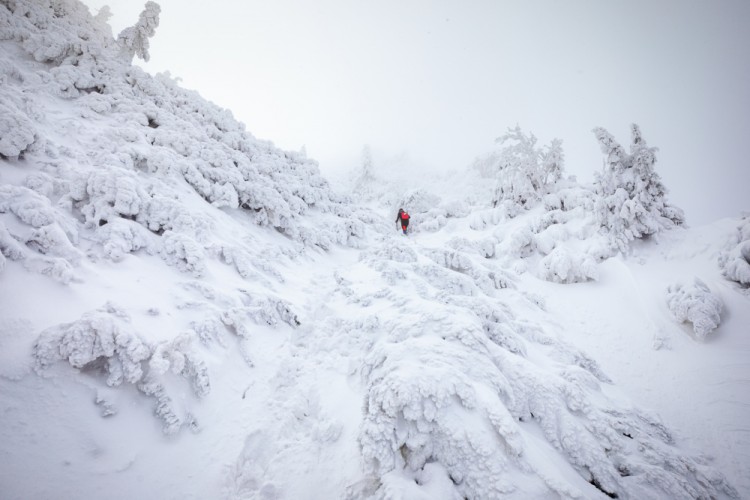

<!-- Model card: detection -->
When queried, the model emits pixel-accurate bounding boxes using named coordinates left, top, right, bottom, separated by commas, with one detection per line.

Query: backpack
left=401, top=212, right=410, bottom=220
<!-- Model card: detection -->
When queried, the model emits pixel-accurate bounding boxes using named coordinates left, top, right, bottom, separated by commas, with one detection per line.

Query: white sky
left=83, top=0, right=749, bottom=225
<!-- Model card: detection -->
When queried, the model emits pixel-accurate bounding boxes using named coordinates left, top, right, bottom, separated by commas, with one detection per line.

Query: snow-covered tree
left=593, top=124, right=684, bottom=252
left=473, top=126, right=564, bottom=213
left=117, top=1, right=161, bottom=63
left=353, top=144, right=376, bottom=196
left=0, top=3, right=742, bottom=498
left=93, top=5, right=113, bottom=25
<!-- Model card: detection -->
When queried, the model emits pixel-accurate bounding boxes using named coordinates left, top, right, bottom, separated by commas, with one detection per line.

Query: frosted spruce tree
left=593, top=124, right=684, bottom=253
left=353, top=144, right=377, bottom=198
left=474, top=126, right=563, bottom=214
left=117, top=1, right=161, bottom=63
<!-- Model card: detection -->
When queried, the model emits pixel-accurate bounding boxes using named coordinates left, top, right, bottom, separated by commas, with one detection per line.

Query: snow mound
left=666, top=278, right=723, bottom=340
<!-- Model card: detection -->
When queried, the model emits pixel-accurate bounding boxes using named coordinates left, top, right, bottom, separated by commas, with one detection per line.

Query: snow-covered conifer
left=593, top=124, right=684, bottom=252
left=472, top=126, right=564, bottom=212
left=117, top=1, right=161, bottom=63
left=93, top=5, right=113, bottom=26
left=353, top=144, right=376, bottom=196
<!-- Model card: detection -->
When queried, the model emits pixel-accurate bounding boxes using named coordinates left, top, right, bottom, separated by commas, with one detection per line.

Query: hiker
left=396, top=208, right=410, bottom=235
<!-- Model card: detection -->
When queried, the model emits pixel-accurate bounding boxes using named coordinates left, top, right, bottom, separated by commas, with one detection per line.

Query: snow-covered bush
left=0, top=102, right=36, bottom=158
left=33, top=302, right=211, bottom=433
left=34, top=304, right=151, bottom=387
left=475, top=237, right=497, bottom=258
left=556, top=183, right=597, bottom=213
left=593, top=124, right=684, bottom=253
left=98, top=218, right=154, bottom=262
left=718, top=215, right=750, bottom=287
left=160, top=230, right=206, bottom=276
left=443, top=199, right=470, bottom=218
left=0, top=0, right=363, bottom=287
left=396, top=189, right=441, bottom=215
left=0, top=184, right=83, bottom=280
left=502, top=226, right=536, bottom=258
left=538, top=247, right=599, bottom=284
left=467, top=207, right=504, bottom=230
left=473, top=126, right=564, bottom=213
left=357, top=298, right=733, bottom=499
left=2, top=0, right=116, bottom=65
left=534, top=223, right=568, bottom=255
left=666, top=279, right=723, bottom=340
left=360, top=338, right=526, bottom=499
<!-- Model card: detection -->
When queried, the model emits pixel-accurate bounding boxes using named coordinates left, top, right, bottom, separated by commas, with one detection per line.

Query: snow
left=1, top=1, right=749, bottom=499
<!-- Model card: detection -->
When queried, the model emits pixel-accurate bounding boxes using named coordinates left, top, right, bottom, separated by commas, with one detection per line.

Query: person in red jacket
left=396, top=208, right=410, bottom=235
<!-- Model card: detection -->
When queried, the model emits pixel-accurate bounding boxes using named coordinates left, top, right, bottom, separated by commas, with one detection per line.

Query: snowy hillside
left=1, top=2, right=749, bottom=499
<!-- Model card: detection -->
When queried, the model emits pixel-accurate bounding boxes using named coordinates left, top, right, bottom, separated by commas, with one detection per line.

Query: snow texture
left=0, top=2, right=744, bottom=499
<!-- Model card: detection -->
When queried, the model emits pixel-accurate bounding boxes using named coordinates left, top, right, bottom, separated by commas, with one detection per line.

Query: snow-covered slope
left=1, top=2, right=748, bottom=499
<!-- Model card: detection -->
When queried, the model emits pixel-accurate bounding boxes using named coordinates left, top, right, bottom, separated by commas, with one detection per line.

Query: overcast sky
left=83, top=0, right=749, bottom=225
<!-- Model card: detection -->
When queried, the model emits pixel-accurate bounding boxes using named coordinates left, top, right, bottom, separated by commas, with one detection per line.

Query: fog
left=83, top=0, right=750, bottom=225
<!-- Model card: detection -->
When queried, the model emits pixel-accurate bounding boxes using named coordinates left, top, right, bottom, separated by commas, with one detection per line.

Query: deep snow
left=1, top=1, right=749, bottom=499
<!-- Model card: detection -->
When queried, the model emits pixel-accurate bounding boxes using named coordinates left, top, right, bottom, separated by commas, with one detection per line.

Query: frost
left=666, top=279, right=723, bottom=340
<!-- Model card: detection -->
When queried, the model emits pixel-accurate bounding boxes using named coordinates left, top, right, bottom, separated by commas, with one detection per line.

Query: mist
left=83, top=0, right=750, bottom=225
